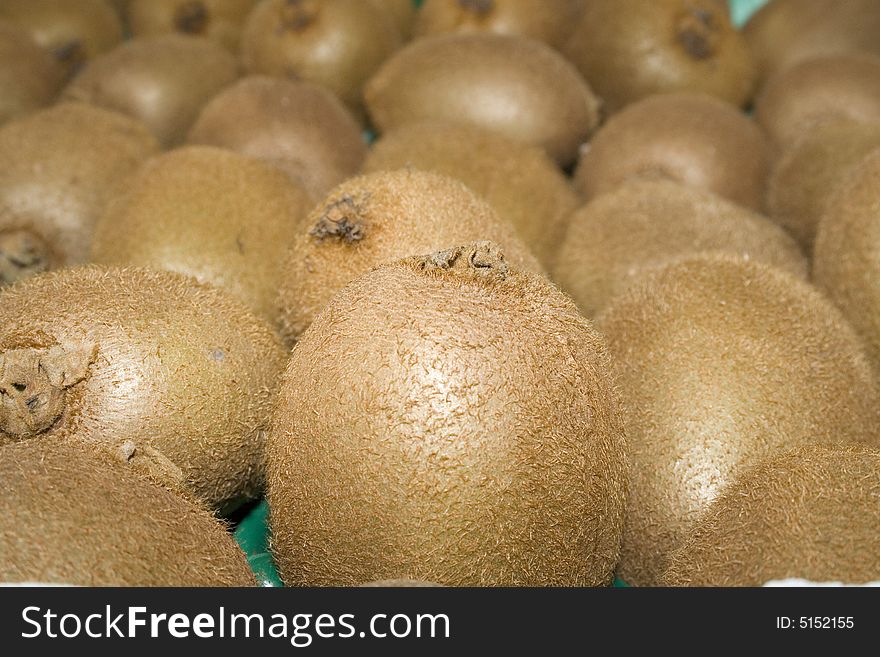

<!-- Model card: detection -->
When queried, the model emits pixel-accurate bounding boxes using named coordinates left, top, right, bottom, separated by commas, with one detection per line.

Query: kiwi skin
left=0, top=439, right=256, bottom=587
left=127, top=0, right=258, bottom=51
left=361, top=580, right=442, bottom=587
left=0, top=21, right=64, bottom=126
left=662, top=444, right=880, bottom=587
left=573, top=92, right=770, bottom=212
left=0, top=265, right=287, bottom=513
left=187, top=75, right=366, bottom=199
left=268, top=242, right=627, bottom=586
left=552, top=179, right=807, bottom=318
left=368, top=0, right=417, bottom=40
left=364, top=33, right=601, bottom=167
left=363, top=122, right=578, bottom=269
left=596, top=254, right=880, bottom=586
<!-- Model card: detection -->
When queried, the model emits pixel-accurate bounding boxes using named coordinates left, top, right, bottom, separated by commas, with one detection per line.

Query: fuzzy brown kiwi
left=0, top=102, right=159, bottom=286
left=187, top=75, right=366, bottom=199
left=552, top=180, right=807, bottom=318
left=662, top=443, right=880, bottom=586
left=364, top=33, right=600, bottom=167
left=0, top=0, right=123, bottom=79
left=363, top=122, right=578, bottom=269
left=128, top=0, right=258, bottom=52
left=367, top=0, right=417, bottom=40
left=361, top=580, right=443, bottom=587
left=276, top=168, right=544, bottom=343
left=414, top=0, right=583, bottom=49
left=767, top=122, right=880, bottom=252
left=268, top=241, right=627, bottom=586
left=0, top=265, right=287, bottom=513
left=62, top=34, right=239, bottom=147
left=573, top=92, right=770, bottom=212
left=0, top=439, right=256, bottom=587
left=0, top=21, right=64, bottom=126
left=563, top=0, right=755, bottom=114
left=240, top=0, right=402, bottom=123
left=596, top=254, right=880, bottom=586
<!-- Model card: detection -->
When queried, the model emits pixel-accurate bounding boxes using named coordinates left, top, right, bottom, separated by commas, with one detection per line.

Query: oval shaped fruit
left=0, top=440, right=256, bottom=587
left=0, top=21, right=64, bottom=126
left=128, top=0, right=258, bottom=51
left=62, top=34, right=240, bottom=147
left=363, top=122, right=577, bottom=269
left=365, top=33, right=600, bottom=166
left=268, top=242, right=627, bottom=586
left=564, top=0, right=755, bottom=114
left=553, top=180, right=807, bottom=318
left=662, top=444, right=880, bottom=586
left=276, top=168, right=543, bottom=343
left=187, top=75, right=366, bottom=198
left=573, top=93, right=770, bottom=211
left=0, top=103, right=159, bottom=286
left=0, top=266, right=287, bottom=512
left=596, top=255, right=880, bottom=586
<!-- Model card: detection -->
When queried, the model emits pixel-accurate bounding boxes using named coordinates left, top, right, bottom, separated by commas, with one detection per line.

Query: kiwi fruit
left=662, top=444, right=880, bottom=586
left=363, top=122, right=578, bottom=269
left=91, top=146, right=314, bottom=326
left=365, top=33, right=600, bottom=167
left=368, top=0, right=417, bottom=40
left=0, top=265, right=287, bottom=512
left=0, top=439, right=256, bottom=587
left=563, top=0, right=755, bottom=114
left=128, top=0, right=258, bottom=51
left=814, top=148, right=880, bottom=375
left=268, top=241, right=627, bottom=586
left=0, top=0, right=123, bottom=78
left=552, top=180, right=807, bottom=318
left=573, top=92, right=770, bottom=212
left=0, top=102, right=159, bottom=286
left=240, top=0, right=402, bottom=123
left=276, top=168, right=544, bottom=343
left=361, top=580, right=443, bottom=587
left=187, top=75, right=366, bottom=199
left=596, top=254, right=880, bottom=586
left=0, top=21, right=64, bottom=126
left=62, top=34, right=240, bottom=147
left=767, top=121, right=880, bottom=252
left=413, top=0, right=583, bottom=49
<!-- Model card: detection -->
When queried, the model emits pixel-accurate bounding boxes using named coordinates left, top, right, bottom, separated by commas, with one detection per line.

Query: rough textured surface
left=662, top=444, right=880, bottom=586
left=276, top=168, right=544, bottom=343
left=0, top=439, right=256, bottom=587
left=268, top=243, right=627, bottom=586
left=0, top=102, right=159, bottom=284
left=128, top=0, right=258, bottom=51
left=574, top=93, right=769, bottom=211
left=91, top=145, right=314, bottom=326
left=188, top=75, right=366, bottom=199
left=596, top=255, right=880, bottom=586
left=361, top=579, right=442, bottom=587
left=0, top=21, right=64, bottom=126
left=63, top=33, right=240, bottom=147
left=553, top=180, right=807, bottom=318
left=0, top=266, right=287, bottom=512
left=767, top=121, right=880, bottom=252
left=363, top=122, right=577, bottom=268
left=365, top=33, right=600, bottom=167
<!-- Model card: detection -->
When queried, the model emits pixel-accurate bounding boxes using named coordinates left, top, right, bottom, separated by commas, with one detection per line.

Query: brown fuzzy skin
left=573, top=93, right=770, bottom=212
left=364, top=33, right=600, bottom=167
left=0, top=266, right=287, bottom=513
left=62, top=34, right=240, bottom=147
left=814, top=148, right=880, bottom=376
left=361, top=580, right=442, bottom=587
left=241, top=0, right=402, bottom=123
left=553, top=180, right=807, bottom=318
left=187, top=75, right=367, bottom=199
left=128, top=0, right=258, bottom=52
left=755, top=54, right=880, bottom=154
left=367, top=0, right=416, bottom=40
left=564, top=0, right=755, bottom=114
left=268, top=242, right=627, bottom=586
left=662, top=444, right=880, bottom=587
left=276, top=168, right=544, bottom=343
left=0, top=103, right=159, bottom=285
left=0, top=439, right=256, bottom=587
left=363, top=122, right=578, bottom=269
left=767, top=122, right=880, bottom=252
left=414, top=0, right=583, bottom=50
left=0, top=21, right=64, bottom=127
left=596, top=255, right=880, bottom=586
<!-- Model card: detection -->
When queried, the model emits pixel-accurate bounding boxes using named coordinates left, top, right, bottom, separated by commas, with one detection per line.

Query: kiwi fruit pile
left=1, top=0, right=879, bottom=590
